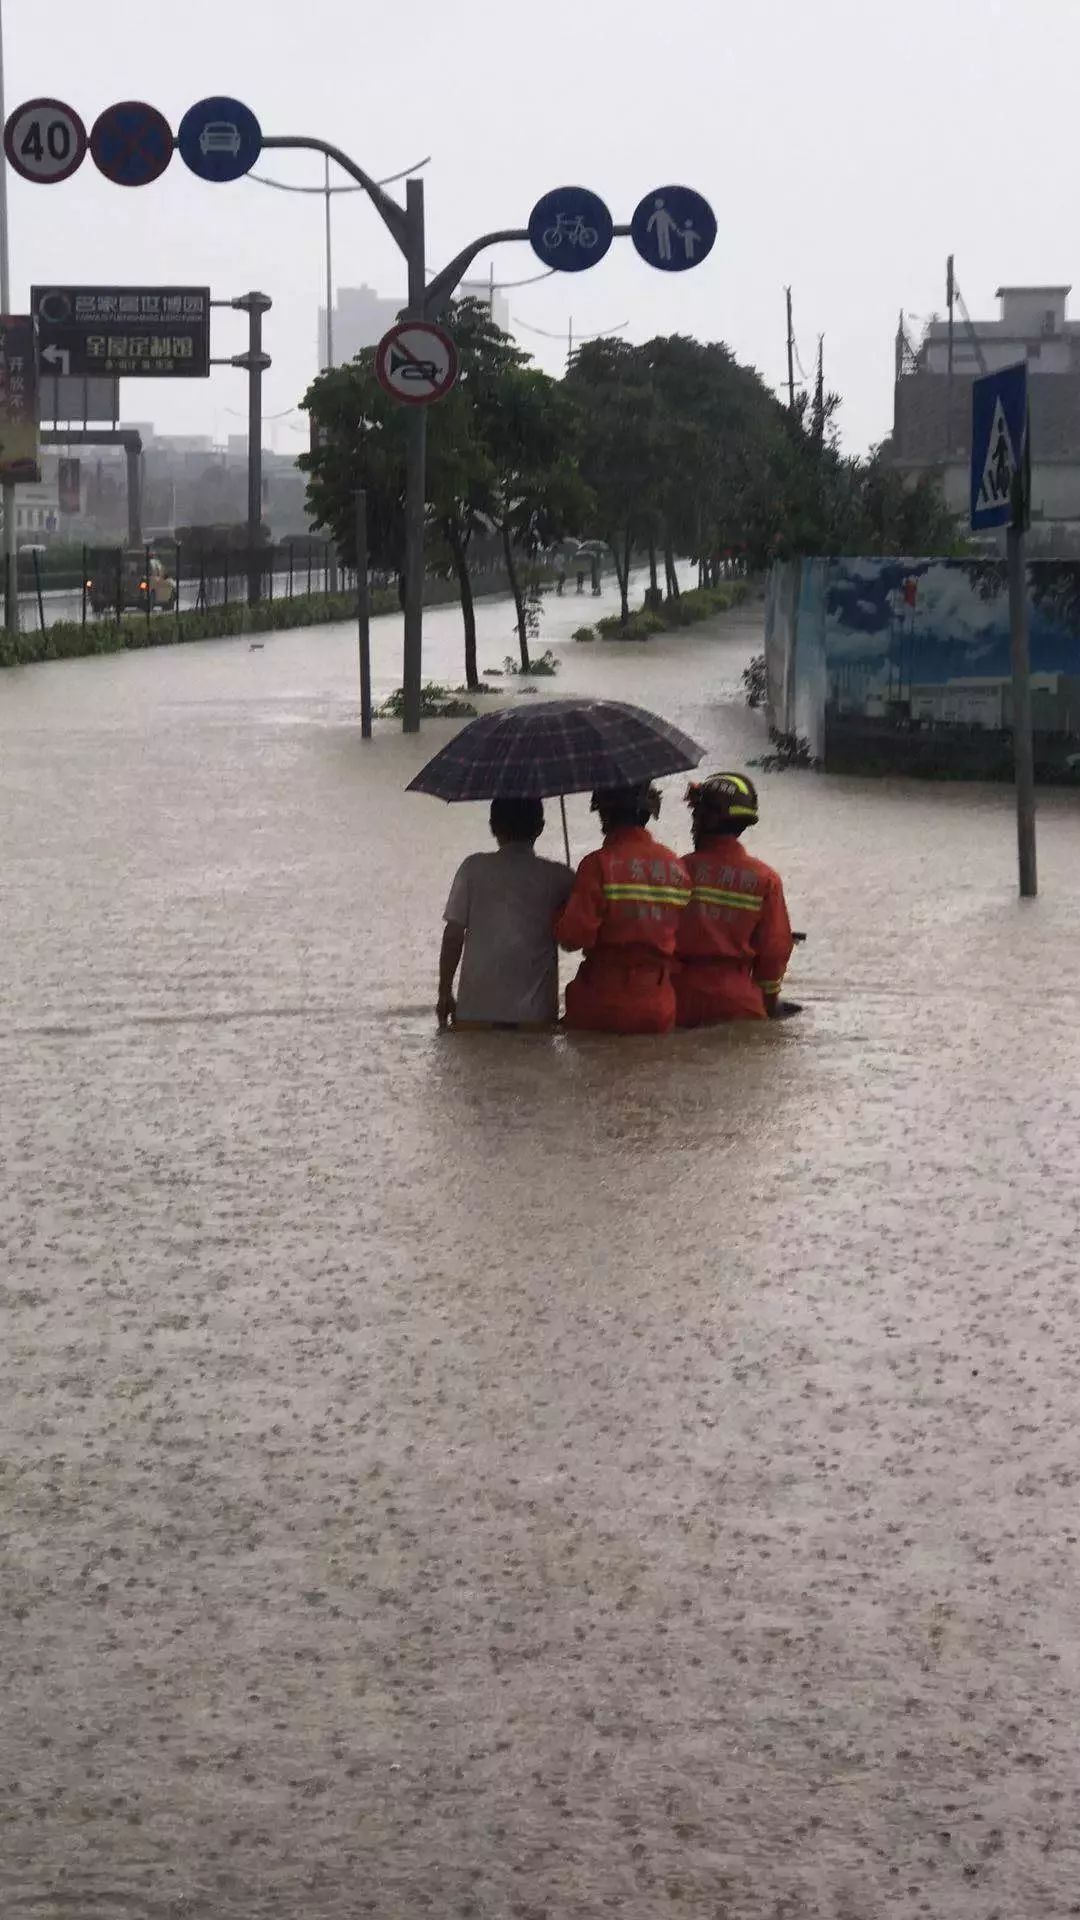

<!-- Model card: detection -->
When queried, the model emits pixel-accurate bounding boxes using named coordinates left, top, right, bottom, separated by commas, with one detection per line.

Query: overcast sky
left=4, top=0, right=1074, bottom=454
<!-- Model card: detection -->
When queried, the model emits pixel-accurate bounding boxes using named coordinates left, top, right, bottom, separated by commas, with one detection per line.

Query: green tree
left=473, top=364, right=592, bottom=668
left=301, top=300, right=583, bottom=687
left=564, top=338, right=659, bottom=624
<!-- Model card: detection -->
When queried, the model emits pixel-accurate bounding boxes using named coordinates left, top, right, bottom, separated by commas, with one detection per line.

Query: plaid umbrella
left=406, top=698, right=704, bottom=802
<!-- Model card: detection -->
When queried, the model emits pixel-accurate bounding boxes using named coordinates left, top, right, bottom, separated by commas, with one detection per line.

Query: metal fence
left=10, top=540, right=359, bottom=633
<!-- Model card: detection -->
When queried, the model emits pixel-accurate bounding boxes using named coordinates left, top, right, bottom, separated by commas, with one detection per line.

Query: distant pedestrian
left=576, top=570, right=585, bottom=594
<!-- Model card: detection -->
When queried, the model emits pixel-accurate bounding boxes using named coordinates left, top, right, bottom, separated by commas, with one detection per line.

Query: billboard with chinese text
left=0, top=316, right=40, bottom=482
left=31, top=286, right=210, bottom=378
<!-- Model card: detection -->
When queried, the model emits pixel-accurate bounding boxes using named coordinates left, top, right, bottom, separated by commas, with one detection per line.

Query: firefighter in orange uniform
left=675, top=772, right=793, bottom=1025
left=555, top=783, right=692, bottom=1035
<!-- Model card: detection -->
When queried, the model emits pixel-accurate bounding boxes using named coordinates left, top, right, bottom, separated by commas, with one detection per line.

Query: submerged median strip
left=0, top=590, right=383, bottom=668
left=0, top=570, right=538, bottom=671
left=573, top=581, right=750, bottom=643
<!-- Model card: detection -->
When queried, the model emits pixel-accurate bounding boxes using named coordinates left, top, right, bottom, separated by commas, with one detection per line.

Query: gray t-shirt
left=444, top=844, right=574, bottom=1026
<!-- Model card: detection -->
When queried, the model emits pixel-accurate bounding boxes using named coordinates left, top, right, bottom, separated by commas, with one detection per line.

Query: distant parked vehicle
left=86, top=550, right=177, bottom=616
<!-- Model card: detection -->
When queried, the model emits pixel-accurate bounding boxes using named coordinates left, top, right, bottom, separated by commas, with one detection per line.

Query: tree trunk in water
left=448, top=528, right=479, bottom=689
left=611, top=529, right=630, bottom=627
left=664, top=532, right=680, bottom=599
left=502, top=525, right=530, bottom=672
left=648, top=539, right=659, bottom=596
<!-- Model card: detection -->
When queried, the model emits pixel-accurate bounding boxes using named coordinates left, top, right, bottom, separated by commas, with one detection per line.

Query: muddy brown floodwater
left=3, top=576, right=1080, bottom=1920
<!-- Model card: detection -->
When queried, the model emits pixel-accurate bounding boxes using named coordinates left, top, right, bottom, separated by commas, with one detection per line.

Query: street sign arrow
left=41, top=344, right=71, bottom=375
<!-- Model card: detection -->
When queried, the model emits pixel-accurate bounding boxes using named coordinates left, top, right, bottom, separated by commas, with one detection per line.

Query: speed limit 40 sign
left=4, top=99, right=87, bottom=184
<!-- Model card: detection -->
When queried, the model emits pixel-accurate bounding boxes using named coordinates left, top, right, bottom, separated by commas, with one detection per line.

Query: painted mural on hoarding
left=765, top=558, right=1080, bottom=779
left=825, top=560, right=1080, bottom=775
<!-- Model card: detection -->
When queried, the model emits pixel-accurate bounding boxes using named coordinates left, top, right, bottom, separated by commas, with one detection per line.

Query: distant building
left=318, top=284, right=400, bottom=367
left=318, top=279, right=512, bottom=368
left=9, top=466, right=61, bottom=538
left=891, top=284, right=1080, bottom=540
left=457, top=279, right=511, bottom=335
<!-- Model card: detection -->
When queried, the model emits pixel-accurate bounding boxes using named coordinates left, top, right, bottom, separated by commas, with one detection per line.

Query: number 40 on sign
left=3, top=98, right=87, bottom=183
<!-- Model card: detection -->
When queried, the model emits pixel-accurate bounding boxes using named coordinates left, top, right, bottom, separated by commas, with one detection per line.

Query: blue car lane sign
left=178, top=97, right=262, bottom=184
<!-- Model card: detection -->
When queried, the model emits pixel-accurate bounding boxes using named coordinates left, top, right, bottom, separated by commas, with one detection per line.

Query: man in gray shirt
left=438, top=798, right=574, bottom=1030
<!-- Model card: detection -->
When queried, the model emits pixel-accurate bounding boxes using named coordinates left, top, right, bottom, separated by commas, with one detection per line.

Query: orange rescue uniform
left=555, top=826, right=692, bottom=1034
left=675, top=833, right=793, bottom=1024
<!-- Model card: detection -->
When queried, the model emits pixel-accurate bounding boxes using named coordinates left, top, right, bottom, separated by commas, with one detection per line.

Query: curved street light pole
left=249, top=150, right=431, bottom=600
left=259, top=131, right=631, bottom=732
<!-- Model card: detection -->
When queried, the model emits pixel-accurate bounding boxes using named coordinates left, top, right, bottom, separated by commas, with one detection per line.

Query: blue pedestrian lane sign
left=631, top=185, right=716, bottom=271
left=528, top=187, right=613, bottom=272
left=971, top=362, right=1028, bottom=530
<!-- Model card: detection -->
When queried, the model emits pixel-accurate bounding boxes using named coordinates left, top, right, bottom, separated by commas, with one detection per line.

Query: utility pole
left=785, top=286, right=796, bottom=412
left=229, top=291, right=272, bottom=607
left=323, top=155, right=334, bottom=368
left=811, top=334, right=825, bottom=447
left=946, top=253, right=955, bottom=460
left=0, top=4, right=18, bottom=635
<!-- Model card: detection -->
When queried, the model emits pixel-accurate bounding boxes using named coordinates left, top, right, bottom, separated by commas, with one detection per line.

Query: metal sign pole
left=356, top=487, right=371, bottom=739
left=0, top=10, right=17, bottom=635
left=401, top=177, right=427, bottom=735
left=1007, top=460, right=1037, bottom=898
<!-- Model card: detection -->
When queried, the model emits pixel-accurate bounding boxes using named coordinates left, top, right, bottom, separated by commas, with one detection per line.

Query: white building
left=920, top=286, right=1080, bottom=378
left=318, top=280, right=511, bottom=369
left=892, top=285, right=1080, bottom=542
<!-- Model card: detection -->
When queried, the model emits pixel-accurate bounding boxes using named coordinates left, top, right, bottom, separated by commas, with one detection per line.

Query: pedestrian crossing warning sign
left=971, top=362, right=1028, bottom=531
left=976, top=397, right=1017, bottom=513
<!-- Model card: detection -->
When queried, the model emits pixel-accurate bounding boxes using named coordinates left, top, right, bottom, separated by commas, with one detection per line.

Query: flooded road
left=3, top=575, right=1080, bottom=1919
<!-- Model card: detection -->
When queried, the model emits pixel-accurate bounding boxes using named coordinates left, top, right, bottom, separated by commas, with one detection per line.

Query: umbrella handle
left=560, top=795, right=571, bottom=867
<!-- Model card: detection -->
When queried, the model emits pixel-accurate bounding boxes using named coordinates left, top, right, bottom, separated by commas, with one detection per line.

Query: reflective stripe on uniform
left=757, top=978, right=784, bottom=993
left=691, top=885, right=762, bottom=911
left=603, top=885, right=691, bottom=908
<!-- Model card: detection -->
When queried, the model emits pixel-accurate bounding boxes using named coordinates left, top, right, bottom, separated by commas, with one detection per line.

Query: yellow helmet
left=685, top=772, right=759, bottom=827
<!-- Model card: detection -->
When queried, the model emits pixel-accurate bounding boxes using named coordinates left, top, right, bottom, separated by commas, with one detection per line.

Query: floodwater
left=3, top=573, right=1080, bottom=1920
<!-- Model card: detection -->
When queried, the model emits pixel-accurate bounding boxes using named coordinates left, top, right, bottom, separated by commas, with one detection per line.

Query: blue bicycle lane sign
left=528, top=186, right=614, bottom=272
